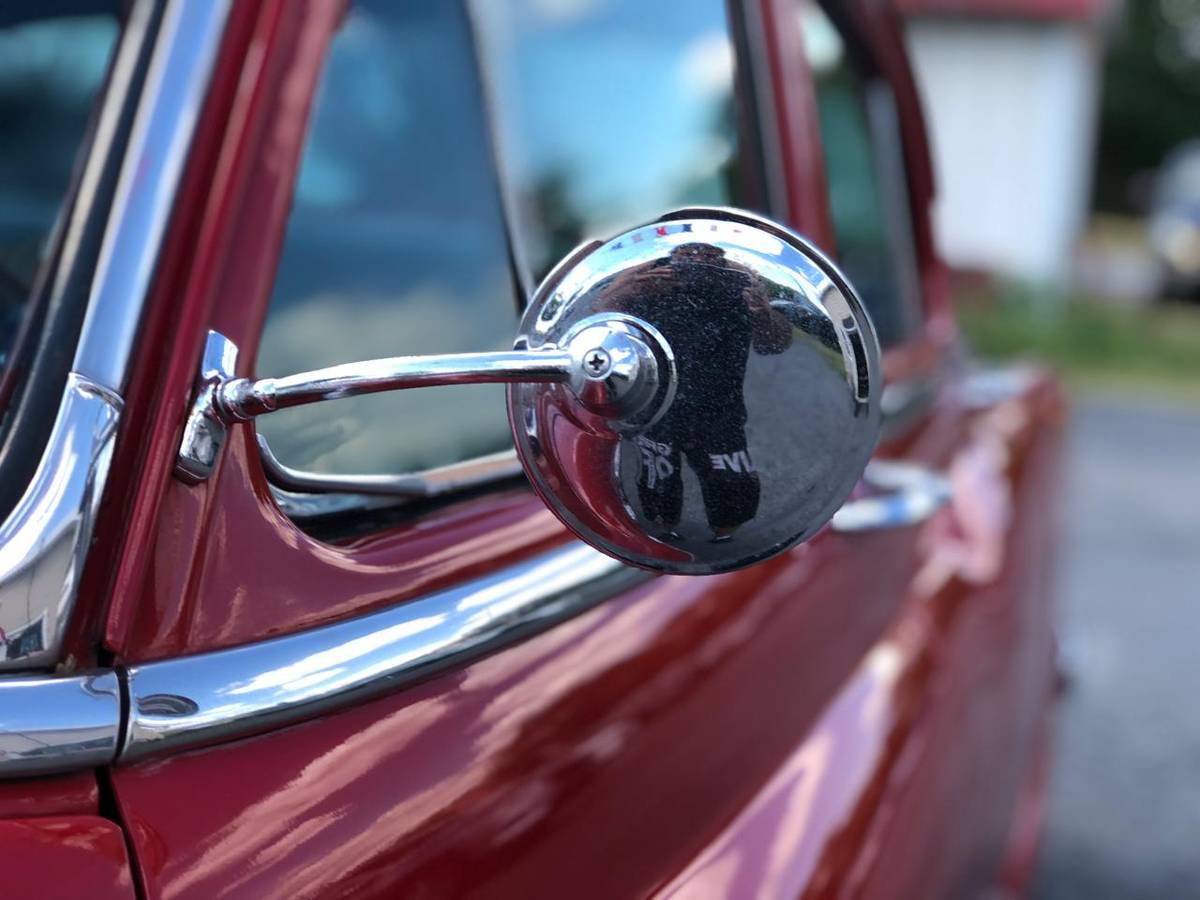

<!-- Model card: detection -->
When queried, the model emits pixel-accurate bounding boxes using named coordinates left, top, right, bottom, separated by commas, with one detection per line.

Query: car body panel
left=107, top=372, right=1062, bottom=899
left=111, top=529, right=919, bottom=898
left=0, top=817, right=135, bottom=900
left=0, top=773, right=99, bottom=819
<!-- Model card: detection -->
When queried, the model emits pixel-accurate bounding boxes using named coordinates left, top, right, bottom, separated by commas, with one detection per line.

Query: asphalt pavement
left=1030, top=396, right=1200, bottom=899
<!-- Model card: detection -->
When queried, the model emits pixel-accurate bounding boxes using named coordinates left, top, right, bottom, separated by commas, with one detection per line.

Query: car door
left=650, top=4, right=1064, bottom=897
left=92, top=2, right=1058, bottom=900
left=92, top=1, right=915, bottom=897
left=0, top=2, right=166, bottom=896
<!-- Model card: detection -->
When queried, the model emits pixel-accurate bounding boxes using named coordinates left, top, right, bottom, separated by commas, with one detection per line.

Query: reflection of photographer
left=610, top=243, right=792, bottom=540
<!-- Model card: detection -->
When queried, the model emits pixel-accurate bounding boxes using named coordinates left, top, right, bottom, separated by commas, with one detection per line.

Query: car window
left=0, top=6, right=120, bottom=406
left=256, top=0, right=520, bottom=478
left=471, top=0, right=765, bottom=286
left=800, top=2, right=921, bottom=347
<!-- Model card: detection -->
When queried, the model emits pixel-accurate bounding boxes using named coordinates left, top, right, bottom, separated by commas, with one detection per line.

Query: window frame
left=0, top=2, right=162, bottom=523
left=264, top=0, right=780, bottom=529
left=809, top=0, right=926, bottom=349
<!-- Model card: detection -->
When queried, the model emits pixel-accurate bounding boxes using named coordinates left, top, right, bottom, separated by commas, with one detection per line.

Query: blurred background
left=897, top=1, right=1200, bottom=896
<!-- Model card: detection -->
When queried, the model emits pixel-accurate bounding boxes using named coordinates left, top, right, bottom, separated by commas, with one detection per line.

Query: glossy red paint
left=112, top=527, right=921, bottom=898
left=662, top=375, right=1064, bottom=898
left=852, top=0, right=956, bottom=330
left=103, top=0, right=723, bottom=662
left=90, top=0, right=289, bottom=663
left=0, top=772, right=98, bottom=819
left=109, top=372, right=1062, bottom=899
left=0, top=817, right=134, bottom=900
left=102, top=0, right=949, bottom=665
left=134, top=432, right=566, bottom=657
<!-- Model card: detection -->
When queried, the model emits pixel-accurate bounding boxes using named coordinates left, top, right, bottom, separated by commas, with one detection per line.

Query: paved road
left=1031, top=397, right=1200, bottom=900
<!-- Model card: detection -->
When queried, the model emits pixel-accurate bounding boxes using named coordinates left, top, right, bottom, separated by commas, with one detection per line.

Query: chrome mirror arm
left=217, top=349, right=575, bottom=421
left=176, top=320, right=667, bottom=483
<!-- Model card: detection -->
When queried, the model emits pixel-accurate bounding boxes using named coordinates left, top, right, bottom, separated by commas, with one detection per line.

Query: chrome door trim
left=262, top=434, right=524, bottom=520
left=0, top=0, right=230, bottom=672
left=73, top=0, right=232, bottom=391
left=0, top=542, right=644, bottom=778
left=0, top=672, right=121, bottom=777
left=0, top=377, right=121, bottom=670
left=122, top=543, right=647, bottom=760
left=0, top=451, right=946, bottom=776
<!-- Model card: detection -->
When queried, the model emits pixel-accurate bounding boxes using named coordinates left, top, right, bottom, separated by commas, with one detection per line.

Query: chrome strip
left=879, top=373, right=939, bottom=439
left=0, top=672, right=121, bottom=777
left=260, top=437, right=521, bottom=500
left=0, top=0, right=230, bottom=674
left=262, top=431, right=525, bottom=520
left=266, top=442, right=525, bottom=520
left=0, top=377, right=121, bottom=669
left=73, top=0, right=232, bottom=393
left=123, top=544, right=646, bottom=760
left=830, top=460, right=951, bottom=532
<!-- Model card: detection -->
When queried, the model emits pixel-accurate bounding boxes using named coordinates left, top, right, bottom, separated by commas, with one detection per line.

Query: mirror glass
left=508, top=208, right=881, bottom=574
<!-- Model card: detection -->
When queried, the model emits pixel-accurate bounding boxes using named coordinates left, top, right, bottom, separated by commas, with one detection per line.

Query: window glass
left=800, top=2, right=919, bottom=347
left=472, top=0, right=760, bottom=284
left=256, top=0, right=519, bottom=477
left=0, top=6, right=119, bottom=383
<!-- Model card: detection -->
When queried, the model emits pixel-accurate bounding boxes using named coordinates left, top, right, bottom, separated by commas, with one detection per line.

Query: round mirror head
left=508, top=208, right=881, bottom=574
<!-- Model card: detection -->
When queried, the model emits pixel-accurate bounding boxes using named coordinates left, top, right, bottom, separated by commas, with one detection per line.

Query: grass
left=955, top=285, right=1200, bottom=401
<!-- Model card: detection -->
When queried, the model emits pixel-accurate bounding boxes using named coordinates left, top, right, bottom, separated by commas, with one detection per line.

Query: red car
left=0, top=1, right=1063, bottom=897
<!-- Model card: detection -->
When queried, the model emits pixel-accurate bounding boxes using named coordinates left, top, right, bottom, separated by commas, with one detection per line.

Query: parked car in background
left=1149, top=140, right=1200, bottom=298
left=0, top=1, right=1063, bottom=897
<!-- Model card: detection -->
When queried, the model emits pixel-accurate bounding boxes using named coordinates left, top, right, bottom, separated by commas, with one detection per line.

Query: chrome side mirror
left=177, top=208, right=881, bottom=574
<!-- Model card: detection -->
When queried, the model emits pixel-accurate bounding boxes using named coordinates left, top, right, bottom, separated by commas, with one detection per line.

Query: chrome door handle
left=830, top=460, right=951, bottom=532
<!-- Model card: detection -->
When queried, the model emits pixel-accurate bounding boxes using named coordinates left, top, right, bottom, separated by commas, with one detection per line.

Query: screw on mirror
left=583, top=348, right=612, bottom=378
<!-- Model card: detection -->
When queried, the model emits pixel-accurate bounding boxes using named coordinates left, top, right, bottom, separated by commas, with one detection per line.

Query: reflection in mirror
left=510, top=208, right=881, bottom=574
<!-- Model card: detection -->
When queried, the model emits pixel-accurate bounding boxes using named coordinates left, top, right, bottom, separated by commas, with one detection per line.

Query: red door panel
left=0, top=817, right=135, bottom=900
left=111, top=527, right=921, bottom=900
left=658, top=373, right=1064, bottom=897
left=95, top=2, right=1063, bottom=898
left=0, top=773, right=99, bottom=819
left=108, top=377, right=1061, bottom=899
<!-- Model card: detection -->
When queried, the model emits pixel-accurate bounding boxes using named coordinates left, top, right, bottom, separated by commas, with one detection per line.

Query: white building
left=897, top=0, right=1111, bottom=284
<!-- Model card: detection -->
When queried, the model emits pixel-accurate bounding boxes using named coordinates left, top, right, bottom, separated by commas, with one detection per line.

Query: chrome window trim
left=122, top=543, right=647, bottom=761
left=0, top=541, right=646, bottom=778
left=262, top=435, right=525, bottom=521
left=0, top=0, right=230, bottom=673
left=73, top=0, right=232, bottom=391
left=732, top=0, right=791, bottom=222
left=0, top=450, right=957, bottom=778
left=251, top=1, right=531, bottom=515
left=0, top=376, right=121, bottom=670
left=0, top=0, right=956, bottom=779
left=0, top=671, right=121, bottom=777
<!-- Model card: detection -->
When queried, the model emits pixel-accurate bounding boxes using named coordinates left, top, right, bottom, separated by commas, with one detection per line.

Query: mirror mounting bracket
left=175, top=318, right=667, bottom=484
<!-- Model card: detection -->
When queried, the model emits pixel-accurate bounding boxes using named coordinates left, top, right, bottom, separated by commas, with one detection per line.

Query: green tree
left=1095, top=1, right=1200, bottom=213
